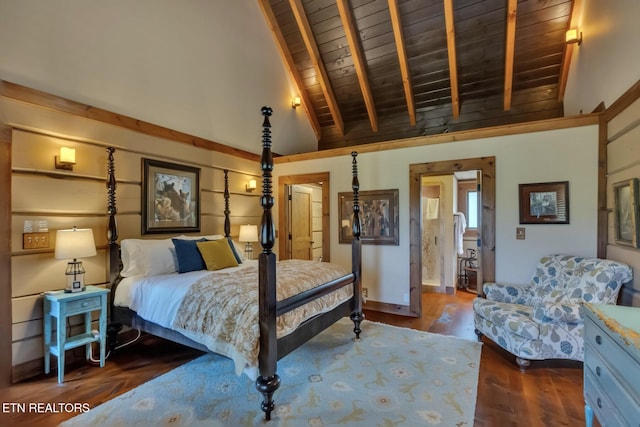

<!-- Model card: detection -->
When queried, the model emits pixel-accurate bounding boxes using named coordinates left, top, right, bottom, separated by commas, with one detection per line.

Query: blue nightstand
left=43, top=285, right=110, bottom=383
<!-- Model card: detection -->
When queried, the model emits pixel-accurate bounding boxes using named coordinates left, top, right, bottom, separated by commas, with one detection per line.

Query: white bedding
left=113, top=260, right=258, bottom=329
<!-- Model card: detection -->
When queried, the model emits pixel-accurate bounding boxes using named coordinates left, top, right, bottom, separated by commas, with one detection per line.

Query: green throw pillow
left=196, top=239, right=239, bottom=271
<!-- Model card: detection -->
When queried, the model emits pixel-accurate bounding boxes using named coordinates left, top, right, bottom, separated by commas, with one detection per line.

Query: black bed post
left=255, top=106, right=280, bottom=421
left=106, top=147, right=122, bottom=352
left=223, top=169, right=231, bottom=238
left=349, top=151, right=365, bottom=339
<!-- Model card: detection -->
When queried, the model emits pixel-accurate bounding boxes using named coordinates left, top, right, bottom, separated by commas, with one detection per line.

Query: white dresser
left=582, top=303, right=640, bottom=427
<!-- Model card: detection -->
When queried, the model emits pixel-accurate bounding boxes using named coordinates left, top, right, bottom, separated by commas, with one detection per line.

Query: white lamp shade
left=238, top=225, right=259, bottom=243
left=55, top=228, right=97, bottom=259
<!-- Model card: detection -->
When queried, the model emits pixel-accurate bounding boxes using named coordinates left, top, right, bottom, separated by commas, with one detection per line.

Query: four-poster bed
left=106, top=106, right=364, bottom=420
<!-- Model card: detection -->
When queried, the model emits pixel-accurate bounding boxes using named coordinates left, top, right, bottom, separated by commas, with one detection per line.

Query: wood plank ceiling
left=259, top=0, right=577, bottom=151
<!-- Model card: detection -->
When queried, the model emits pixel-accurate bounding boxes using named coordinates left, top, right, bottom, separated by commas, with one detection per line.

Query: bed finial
left=351, top=151, right=361, bottom=240
left=259, top=106, right=275, bottom=253
left=223, top=169, right=231, bottom=238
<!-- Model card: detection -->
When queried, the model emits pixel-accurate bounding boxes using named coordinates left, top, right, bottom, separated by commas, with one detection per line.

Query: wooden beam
left=558, top=0, right=582, bottom=102
left=257, top=0, right=321, bottom=140
left=288, top=0, right=344, bottom=135
left=443, top=0, right=460, bottom=118
left=503, top=0, right=517, bottom=111
left=388, top=0, right=416, bottom=126
left=336, top=0, right=378, bottom=132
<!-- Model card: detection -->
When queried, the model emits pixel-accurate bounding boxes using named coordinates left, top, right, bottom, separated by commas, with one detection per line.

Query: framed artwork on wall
left=518, top=181, right=569, bottom=224
left=142, top=159, right=200, bottom=234
left=338, top=189, right=399, bottom=245
left=613, top=178, right=640, bottom=247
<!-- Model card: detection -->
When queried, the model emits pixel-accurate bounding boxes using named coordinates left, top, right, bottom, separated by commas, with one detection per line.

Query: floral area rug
left=61, top=319, right=481, bottom=426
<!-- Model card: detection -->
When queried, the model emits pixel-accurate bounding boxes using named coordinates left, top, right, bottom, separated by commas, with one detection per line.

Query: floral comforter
left=172, top=259, right=353, bottom=376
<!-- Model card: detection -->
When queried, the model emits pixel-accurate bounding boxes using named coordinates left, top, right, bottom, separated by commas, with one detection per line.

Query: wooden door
left=291, top=185, right=313, bottom=260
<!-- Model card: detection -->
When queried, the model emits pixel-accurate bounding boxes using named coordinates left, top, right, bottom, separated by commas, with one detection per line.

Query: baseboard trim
left=363, top=300, right=412, bottom=316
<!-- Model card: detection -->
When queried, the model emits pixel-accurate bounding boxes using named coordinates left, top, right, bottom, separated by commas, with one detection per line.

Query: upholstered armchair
left=473, top=255, right=632, bottom=371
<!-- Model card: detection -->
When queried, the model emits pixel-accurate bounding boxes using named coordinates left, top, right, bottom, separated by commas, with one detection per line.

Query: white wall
left=564, top=0, right=640, bottom=114
left=0, top=0, right=316, bottom=155
left=273, top=125, right=600, bottom=305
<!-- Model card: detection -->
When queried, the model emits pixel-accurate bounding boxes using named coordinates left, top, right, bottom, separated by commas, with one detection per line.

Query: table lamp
left=238, top=224, right=259, bottom=260
left=55, top=227, right=97, bottom=293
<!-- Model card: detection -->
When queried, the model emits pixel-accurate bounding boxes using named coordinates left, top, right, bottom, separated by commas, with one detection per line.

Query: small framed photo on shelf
left=613, top=178, right=640, bottom=247
left=142, top=159, right=200, bottom=234
left=518, top=181, right=569, bottom=224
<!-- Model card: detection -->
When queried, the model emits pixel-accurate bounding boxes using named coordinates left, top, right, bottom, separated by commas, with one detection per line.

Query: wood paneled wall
left=605, top=80, right=640, bottom=307
left=7, top=112, right=262, bottom=381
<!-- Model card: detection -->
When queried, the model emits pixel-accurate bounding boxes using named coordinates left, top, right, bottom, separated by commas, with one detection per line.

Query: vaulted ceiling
left=258, top=0, right=579, bottom=150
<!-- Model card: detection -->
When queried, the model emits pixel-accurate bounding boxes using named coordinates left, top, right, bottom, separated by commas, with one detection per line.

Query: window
left=467, top=191, right=478, bottom=229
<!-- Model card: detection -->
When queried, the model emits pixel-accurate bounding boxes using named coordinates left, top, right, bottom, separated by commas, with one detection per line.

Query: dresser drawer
left=65, top=296, right=102, bottom=315
left=584, top=370, right=627, bottom=427
left=584, top=318, right=640, bottom=399
left=585, top=343, right=640, bottom=426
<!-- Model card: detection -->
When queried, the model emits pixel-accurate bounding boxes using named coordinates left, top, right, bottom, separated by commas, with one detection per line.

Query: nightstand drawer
left=584, top=370, right=627, bottom=427
left=585, top=317, right=640, bottom=395
left=65, top=296, right=101, bottom=315
left=585, top=343, right=640, bottom=425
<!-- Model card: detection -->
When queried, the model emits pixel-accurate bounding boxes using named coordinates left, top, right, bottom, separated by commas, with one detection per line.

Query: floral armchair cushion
left=474, top=255, right=632, bottom=364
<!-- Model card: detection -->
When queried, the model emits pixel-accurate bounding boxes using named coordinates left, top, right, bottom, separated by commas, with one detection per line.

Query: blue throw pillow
left=227, top=237, right=243, bottom=264
left=172, top=238, right=207, bottom=273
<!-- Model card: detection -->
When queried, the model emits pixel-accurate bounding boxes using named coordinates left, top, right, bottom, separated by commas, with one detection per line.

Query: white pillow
left=120, top=238, right=177, bottom=277
left=178, top=234, right=224, bottom=241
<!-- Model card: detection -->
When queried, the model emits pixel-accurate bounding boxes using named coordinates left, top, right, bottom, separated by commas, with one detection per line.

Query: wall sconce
left=291, top=96, right=301, bottom=109
left=565, top=28, right=582, bottom=45
left=55, top=147, right=76, bottom=171
left=246, top=179, right=257, bottom=192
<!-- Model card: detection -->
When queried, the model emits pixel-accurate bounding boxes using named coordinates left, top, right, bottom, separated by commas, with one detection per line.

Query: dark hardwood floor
left=2, top=290, right=591, bottom=427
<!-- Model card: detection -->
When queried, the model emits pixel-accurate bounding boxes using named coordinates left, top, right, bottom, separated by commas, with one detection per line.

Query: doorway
left=409, top=157, right=496, bottom=318
left=278, top=172, right=330, bottom=262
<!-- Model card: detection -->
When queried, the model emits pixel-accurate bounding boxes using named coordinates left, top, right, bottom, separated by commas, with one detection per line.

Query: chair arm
left=533, top=302, right=584, bottom=324
left=483, top=282, right=532, bottom=304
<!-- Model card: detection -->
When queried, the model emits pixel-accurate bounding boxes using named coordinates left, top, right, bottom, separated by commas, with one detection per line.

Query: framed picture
left=519, top=181, right=569, bottom=224
left=339, top=189, right=399, bottom=245
left=613, top=178, right=640, bottom=247
left=142, top=159, right=200, bottom=234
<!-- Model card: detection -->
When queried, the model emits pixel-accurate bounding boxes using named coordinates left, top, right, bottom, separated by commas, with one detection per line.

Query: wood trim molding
left=278, top=172, right=330, bottom=263
left=363, top=300, right=411, bottom=317
left=0, top=80, right=260, bottom=162
left=597, top=115, right=608, bottom=258
left=275, top=113, right=600, bottom=164
left=409, top=157, right=496, bottom=317
left=0, top=125, right=12, bottom=389
left=605, top=78, right=640, bottom=122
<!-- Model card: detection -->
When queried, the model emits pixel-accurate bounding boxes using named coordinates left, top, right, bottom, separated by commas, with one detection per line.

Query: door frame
left=278, top=172, right=330, bottom=262
left=409, top=157, right=496, bottom=317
